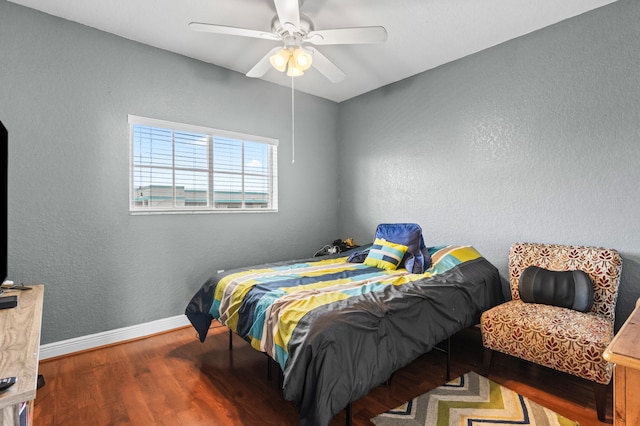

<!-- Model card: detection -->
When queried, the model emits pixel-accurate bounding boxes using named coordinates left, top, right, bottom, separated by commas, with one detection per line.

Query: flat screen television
left=0, top=121, right=6, bottom=283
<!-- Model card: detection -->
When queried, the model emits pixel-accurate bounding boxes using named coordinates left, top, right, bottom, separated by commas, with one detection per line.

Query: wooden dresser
left=604, top=299, right=640, bottom=426
left=0, top=285, right=44, bottom=426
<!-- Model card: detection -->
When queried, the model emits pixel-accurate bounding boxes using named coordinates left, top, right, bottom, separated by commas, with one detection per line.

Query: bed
left=185, top=236, right=503, bottom=426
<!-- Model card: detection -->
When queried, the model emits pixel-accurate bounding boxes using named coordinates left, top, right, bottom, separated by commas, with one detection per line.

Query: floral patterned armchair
left=480, top=242, right=622, bottom=422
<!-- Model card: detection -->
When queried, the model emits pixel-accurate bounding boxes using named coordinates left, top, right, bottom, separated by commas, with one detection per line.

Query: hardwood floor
left=34, top=323, right=612, bottom=425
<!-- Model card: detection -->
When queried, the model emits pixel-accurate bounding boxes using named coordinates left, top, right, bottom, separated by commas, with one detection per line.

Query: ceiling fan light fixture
left=190, top=4, right=388, bottom=84
left=292, top=47, right=312, bottom=71
left=269, top=49, right=290, bottom=72
left=286, top=56, right=304, bottom=77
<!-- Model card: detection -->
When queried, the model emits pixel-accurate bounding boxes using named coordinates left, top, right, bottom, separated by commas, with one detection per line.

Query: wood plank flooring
left=34, top=323, right=611, bottom=425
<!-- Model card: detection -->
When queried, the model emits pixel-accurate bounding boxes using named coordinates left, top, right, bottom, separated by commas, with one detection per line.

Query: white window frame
left=129, top=115, right=278, bottom=214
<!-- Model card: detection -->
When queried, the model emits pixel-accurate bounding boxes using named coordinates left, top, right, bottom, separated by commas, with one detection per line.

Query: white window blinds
left=129, top=115, right=278, bottom=213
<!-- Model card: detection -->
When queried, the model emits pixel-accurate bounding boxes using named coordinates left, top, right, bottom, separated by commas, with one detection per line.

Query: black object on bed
left=185, top=244, right=503, bottom=426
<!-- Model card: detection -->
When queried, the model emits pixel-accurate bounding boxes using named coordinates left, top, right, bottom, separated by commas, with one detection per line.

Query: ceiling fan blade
left=306, top=47, right=346, bottom=83
left=246, top=47, right=282, bottom=78
left=273, top=0, right=300, bottom=33
left=305, top=26, right=387, bottom=45
left=189, top=22, right=280, bottom=41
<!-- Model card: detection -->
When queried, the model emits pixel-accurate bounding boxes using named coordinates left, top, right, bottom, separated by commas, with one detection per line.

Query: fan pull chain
left=291, top=76, right=295, bottom=164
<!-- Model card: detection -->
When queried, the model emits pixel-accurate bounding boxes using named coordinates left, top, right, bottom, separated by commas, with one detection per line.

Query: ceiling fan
left=189, top=0, right=387, bottom=83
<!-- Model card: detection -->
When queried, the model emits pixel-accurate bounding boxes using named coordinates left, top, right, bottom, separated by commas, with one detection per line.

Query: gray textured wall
left=337, top=0, right=640, bottom=330
left=0, top=1, right=340, bottom=344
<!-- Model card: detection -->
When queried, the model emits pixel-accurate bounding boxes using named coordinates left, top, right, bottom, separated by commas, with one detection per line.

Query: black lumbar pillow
left=518, top=265, right=594, bottom=312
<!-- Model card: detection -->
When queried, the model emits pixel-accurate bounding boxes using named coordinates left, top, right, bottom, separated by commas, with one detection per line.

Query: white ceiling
left=8, top=0, right=618, bottom=103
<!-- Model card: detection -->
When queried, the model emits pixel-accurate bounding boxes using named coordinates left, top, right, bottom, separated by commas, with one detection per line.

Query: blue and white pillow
left=374, top=223, right=431, bottom=273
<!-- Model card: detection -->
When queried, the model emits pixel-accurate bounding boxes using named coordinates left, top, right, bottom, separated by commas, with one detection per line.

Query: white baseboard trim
left=39, top=314, right=191, bottom=360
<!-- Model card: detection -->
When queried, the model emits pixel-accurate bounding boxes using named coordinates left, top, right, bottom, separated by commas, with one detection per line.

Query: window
left=129, top=115, right=278, bottom=213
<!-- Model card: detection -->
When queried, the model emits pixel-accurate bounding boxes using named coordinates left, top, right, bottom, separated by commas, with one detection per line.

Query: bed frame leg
left=228, top=329, right=233, bottom=351
left=345, top=402, right=352, bottom=426
left=445, top=337, right=451, bottom=381
left=433, top=337, right=452, bottom=381
left=385, top=372, right=395, bottom=386
left=267, top=355, right=272, bottom=381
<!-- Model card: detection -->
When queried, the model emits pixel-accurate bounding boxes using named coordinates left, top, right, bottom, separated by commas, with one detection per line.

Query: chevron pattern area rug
left=370, top=371, right=579, bottom=426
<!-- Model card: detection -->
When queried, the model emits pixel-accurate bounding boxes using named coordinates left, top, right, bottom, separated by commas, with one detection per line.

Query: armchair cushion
left=508, top=242, right=622, bottom=322
left=481, top=300, right=614, bottom=384
left=518, top=266, right=594, bottom=312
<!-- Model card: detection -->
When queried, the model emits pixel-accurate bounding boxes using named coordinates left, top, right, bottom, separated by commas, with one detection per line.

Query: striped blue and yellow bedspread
left=209, top=245, right=482, bottom=370
left=186, top=244, right=503, bottom=426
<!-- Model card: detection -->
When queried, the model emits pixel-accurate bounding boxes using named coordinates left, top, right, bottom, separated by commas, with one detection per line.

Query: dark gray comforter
left=186, top=248, right=503, bottom=425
